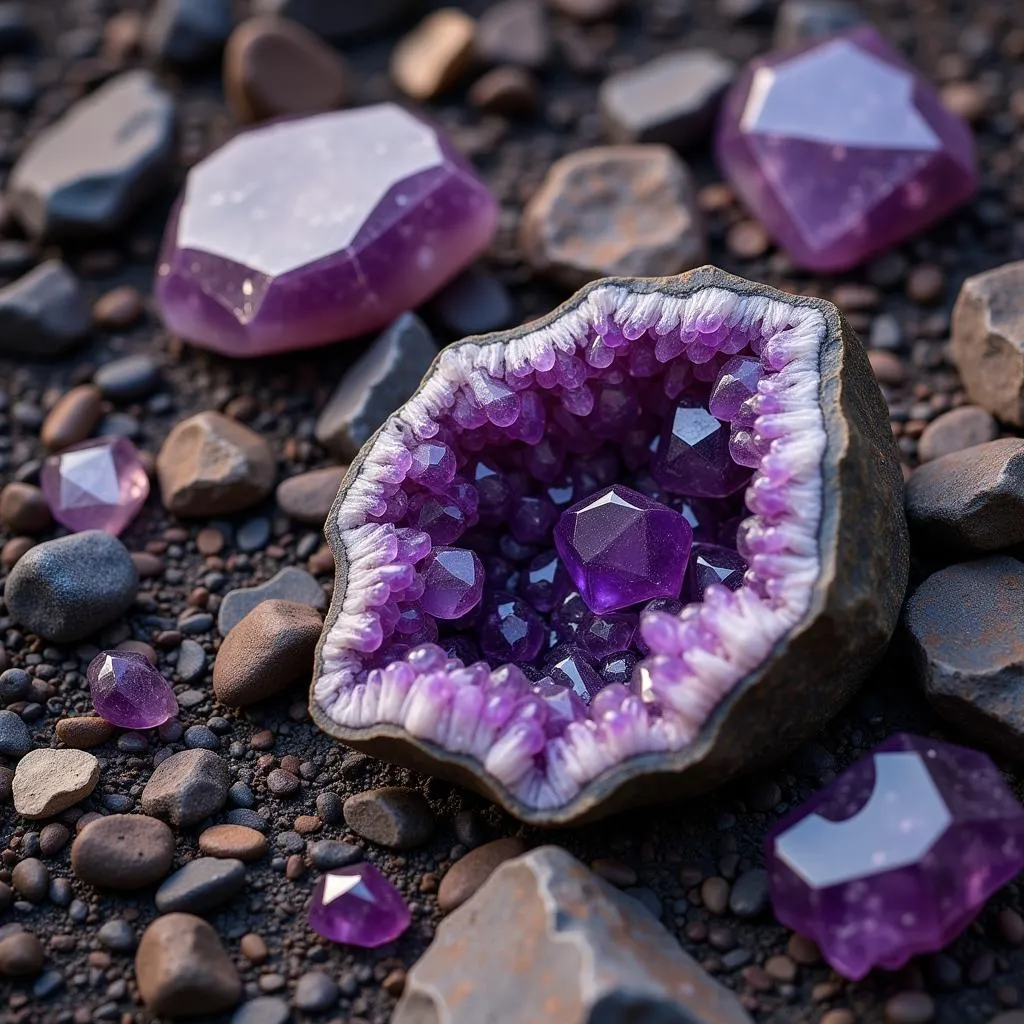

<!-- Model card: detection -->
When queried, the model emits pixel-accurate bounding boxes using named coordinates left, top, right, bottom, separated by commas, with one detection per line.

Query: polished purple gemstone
left=545, top=645, right=604, bottom=705
left=554, top=484, right=693, bottom=614
left=40, top=437, right=149, bottom=536
left=766, top=734, right=1024, bottom=980
left=709, top=356, right=762, bottom=422
left=419, top=547, right=484, bottom=620
left=480, top=593, right=545, bottom=663
left=416, top=495, right=467, bottom=545
left=532, top=677, right=588, bottom=736
left=518, top=550, right=570, bottom=613
left=408, top=442, right=456, bottom=490
left=685, top=544, right=748, bottom=600
left=510, top=494, right=559, bottom=545
left=716, top=27, right=977, bottom=272
left=155, top=104, right=498, bottom=357
left=87, top=650, right=178, bottom=729
left=579, top=612, right=638, bottom=660
left=599, top=651, right=637, bottom=686
left=308, top=863, right=411, bottom=948
left=651, top=398, right=753, bottom=499
left=471, top=459, right=513, bottom=525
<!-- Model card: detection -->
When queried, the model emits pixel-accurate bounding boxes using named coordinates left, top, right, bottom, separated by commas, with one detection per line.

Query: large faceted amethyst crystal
left=716, top=27, right=977, bottom=272
left=155, top=104, right=498, bottom=357
left=766, top=734, right=1024, bottom=979
left=309, top=266, right=908, bottom=824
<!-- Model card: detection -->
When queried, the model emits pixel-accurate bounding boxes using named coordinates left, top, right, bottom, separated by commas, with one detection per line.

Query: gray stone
left=253, top=0, right=422, bottom=40
left=231, top=997, right=290, bottom=1024
left=145, top=0, right=233, bottom=64
left=0, top=709, right=30, bottom=757
left=774, top=0, right=866, bottom=49
left=176, top=639, right=207, bottom=683
left=309, top=839, right=362, bottom=870
left=8, top=72, right=175, bottom=241
left=97, top=919, right=137, bottom=953
left=344, top=786, right=434, bottom=850
left=905, top=438, right=1024, bottom=554
left=393, top=846, right=754, bottom=1024
left=275, top=466, right=346, bottom=527
left=141, top=749, right=231, bottom=827
left=13, top=749, right=100, bottom=819
left=155, top=857, right=246, bottom=914
left=728, top=869, right=769, bottom=919
left=315, top=312, right=436, bottom=460
left=600, top=50, right=735, bottom=149
left=432, top=270, right=515, bottom=337
left=295, top=972, right=339, bottom=1012
left=0, top=260, right=90, bottom=355
left=951, top=260, right=1024, bottom=426
left=476, top=0, right=550, bottom=69
left=917, top=406, right=998, bottom=463
left=217, top=567, right=326, bottom=635
left=94, top=355, right=161, bottom=401
left=4, top=531, right=138, bottom=643
left=906, top=557, right=1024, bottom=757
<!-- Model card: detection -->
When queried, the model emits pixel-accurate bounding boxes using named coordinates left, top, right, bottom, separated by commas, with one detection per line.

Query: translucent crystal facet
left=554, top=484, right=693, bottom=614
left=40, top=437, right=150, bottom=536
left=155, top=104, right=498, bottom=357
left=716, top=27, right=977, bottom=272
left=419, top=547, right=484, bottom=620
left=685, top=544, right=748, bottom=600
left=87, top=650, right=178, bottom=729
left=308, top=863, right=411, bottom=947
left=766, top=734, right=1024, bottom=979
left=709, top=356, right=762, bottom=423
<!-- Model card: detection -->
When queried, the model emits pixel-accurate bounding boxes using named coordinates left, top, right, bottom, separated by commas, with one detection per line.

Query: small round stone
left=38, top=823, right=70, bottom=857
left=72, top=814, right=175, bottom=889
left=199, top=824, right=268, bottom=862
left=55, top=716, right=116, bottom=749
left=343, top=787, right=434, bottom=850
left=294, top=972, right=339, bottom=1013
left=97, top=918, right=137, bottom=953
left=884, top=991, right=935, bottom=1024
left=11, top=858, right=49, bottom=902
left=40, top=384, right=103, bottom=451
left=94, top=353, right=158, bottom=400
left=309, top=839, right=361, bottom=871
left=0, top=931, right=44, bottom=977
left=0, top=482, right=51, bottom=533
left=917, top=406, right=999, bottom=463
left=275, top=466, right=347, bottom=527
left=438, top=838, right=526, bottom=913
left=0, top=709, right=31, bottom=757
left=729, top=868, right=769, bottom=918
left=140, top=748, right=231, bottom=827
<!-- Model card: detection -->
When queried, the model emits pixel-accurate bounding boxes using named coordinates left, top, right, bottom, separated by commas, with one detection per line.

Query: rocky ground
left=2, top=0, right=1024, bottom=1022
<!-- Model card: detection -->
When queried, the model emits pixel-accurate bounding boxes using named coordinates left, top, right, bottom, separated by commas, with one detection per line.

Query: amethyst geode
left=310, top=267, right=908, bottom=824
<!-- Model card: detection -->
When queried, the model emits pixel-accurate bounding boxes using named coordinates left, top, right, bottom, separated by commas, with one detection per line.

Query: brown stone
left=520, top=146, right=705, bottom=288
left=275, top=466, right=347, bottom=527
left=438, top=837, right=526, bottom=912
left=0, top=931, right=44, bottom=977
left=0, top=482, right=52, bottom=533
left=884, top=991, right=934, bottom=1024
left=135, top=914, right=241, bottom=1017
left=131, top=551, right=165, bottom=578
left=93, top=285, right=145, bottom=329
left=41, top=384, right=103, bottom=451
left=917, top=405, right=998, bottom=463
left=469, top=66, right=540, bottom=116
left=391, top=9, right=476, bottom=101
left=224, top=15, right=349, bottom=124
left=240, top=933, right=268, bottom=964
left=55, top=716, right=116, bottom=749
left=140, top=748, right=230, bottom=827
left=726, top=220, right=769, bottom=260
left=1, top=536, right=34, bottom=569
left=199, top=824, right=269, bottom=862
left=156, top=411, right=276, bottom=517
left=72, top=814, right=175, bottom=889
left=393, top=846, right=753, bottom=1024
left=867, top=349, right=905, bottom=386
left=213, top=599, right=323, bottom=707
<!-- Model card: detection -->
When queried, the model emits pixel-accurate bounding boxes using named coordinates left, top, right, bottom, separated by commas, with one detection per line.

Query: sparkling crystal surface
left=709, top=356, right=762, bottom=422
left=308, top=863, right=411, bottom=947
left=155, top=104, right=498, bottom=357
left=40, top=437, right=149, bottom=536
left=419, top=547, right=484, bottom=620
left=480, top=594, right=545, bottom=663
left=716, top=27, right=977, bottom=272
left=685, top=544, right=748, bottom=600
left=766, top=734, right=1024, bottom=979
left=554, top=484, right=693, bottom=614
left=87, top=650, right=178, bottom=729
left=545, top=645, right=604, bottom=705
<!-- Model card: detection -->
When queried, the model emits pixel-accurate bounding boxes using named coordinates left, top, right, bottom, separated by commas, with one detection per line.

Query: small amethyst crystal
left=308, top=863, right=411, bottom=947
left=310, top=266, right=907, bottom=824
left=766, top=733, right=1024, bottom=979
left=88, top=650, right=178, bottom=729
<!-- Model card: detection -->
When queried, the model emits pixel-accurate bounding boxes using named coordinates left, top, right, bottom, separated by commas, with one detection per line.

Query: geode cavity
left=310, top=266, right=908, bottom=824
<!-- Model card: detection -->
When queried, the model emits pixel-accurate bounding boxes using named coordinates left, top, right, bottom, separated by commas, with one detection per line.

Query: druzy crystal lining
left=314, top=284, right=826, bottom=811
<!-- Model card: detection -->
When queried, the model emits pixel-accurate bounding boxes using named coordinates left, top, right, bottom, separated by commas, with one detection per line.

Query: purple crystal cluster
left=767, top=734, right=1024, bottom=979
left=716, top=26, right=977, bottom=272
left=314, top=280, right=828, bottom=810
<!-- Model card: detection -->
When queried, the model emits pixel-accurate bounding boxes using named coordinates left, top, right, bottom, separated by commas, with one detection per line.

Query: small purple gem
left=766, top=733, right=1024, bottom=980
left=545, top=645, right=604, bottom=705
left=715, top=27, right=977, bottom=272
left=532, top=677, right=588, bottom=735
left=685, top=544, right=748, bottom=600
left=40, top=437, right=149, bottom=536
left=408, top=442, right=456, bottom=490
left=480, top=593, right=545, bottom=664
left=308, top=863, right=411, bottom=948
left=599, top=651, right=637, bottom=687
left=471, top=459, right=513, bottom=525
left=517, top=550, right=570, bottom=613
left=87, top=650, right=178, bottom=730
left=553, top=484, right=693, bottom=615
left=419, top=547, right=484, bottom=620
left=709, top=356, right=762, bottom=423
left=510, top=494, right=559, bottom=545
left=651, top=398, right=752, bottom=499
left=579, top=612, right=638, bottom=660
left=416, top=495, right=467, bottom=545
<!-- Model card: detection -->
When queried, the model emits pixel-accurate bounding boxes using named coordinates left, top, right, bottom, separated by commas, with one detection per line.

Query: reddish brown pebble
left=116, top=639, right=158, bottom=664
left=383, top=967, right=407, bottom=997
left=868, top=350, right=905, bottom=387
left=884, top=991, right=935, bottom=1024
left=39, top=823, right=71, bottom=857
left=820, top=1012, right=856, bottom=1024
left=308, top=544, right=335, bottom=575
left=917, top=406, right=998, bottom=463
left=103, top=9, right=145, bottom=62
left=41, top=384, right=103, bottom=451
left=391, top=9, right=476, bottom=101
left=196, top=528, right=225, bottom=555
left=240, top=933, right=268, bottom=964
left=275, top=466, right=347, bottom=528
left=0, top=483, right=52, bottom=534
left=72, top=814, right=175, bottom=890
left=55, top=717, right=116, bottom=749
left=726, top=220, right=770, bottom=260
left=94, top=286, right=145, bottom=330
left=438, top=838, right=527, bottom=913
left=700, top=876, right=730, bottom=914
left=763, top=954, right=797, bottom=983
left=250, top=730, right=275, bottom=750
left=293, top=815, right=321, bottom=835
left=786, top=933, right=821, bottom=966
left=907, top=265, right=945, bottom=305
left=199, top=824, right=268, bottom=862
left=0, top=931, right=45, bottom=976
left=468, top=66, right=540, bottom=116
left=941, top=81, right=989, bottom=122
left=131, top=551, right=165, bottom=578
left=4, top=536, right=38, bottom=569
left=285, top=854, right=305, bottom=880
left=998, top=908, right=1024, bottom=946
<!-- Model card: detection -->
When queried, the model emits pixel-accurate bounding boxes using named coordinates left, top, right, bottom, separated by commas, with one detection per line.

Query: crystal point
left=87, top=650, right=178, bottom=729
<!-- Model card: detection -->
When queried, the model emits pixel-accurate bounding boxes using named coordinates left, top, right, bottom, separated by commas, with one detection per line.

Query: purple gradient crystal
left=685, top=544, right=748, bottom=600
left=419, top=547, right=484, bottom=620
left=308, top=863, right=411, bottom=947
left=510, top=494, right=559, bottom=545
left=518, top=550, right=570, bottom=613
left=599, top=651, right=637, bottom=686
left=40, top=437, right=149, bottom=536
left=709, top=357, right=762, bottom=422
left=651, top=398, right=752, bottom=499
left=715, top=27, right=977, bottom=272
left=532, top=677, right=587, bottom=737
left=416, top=495, right=467, bottom=545
left=155, top=104, right=498, bottom=357
left=580, top=612, right=638, bottom=660
left=409, top=442, right=456, bottom=490
left=554, top=484, right=693, bottom=614
left=480, top=594, right=545, bottom=663
left=545, top=645, right=604, bottom=705
left=471, top=459, right=513, bottom=525
left=766, top=734, right=1024, bottom=980
left=87, top=650, right=178, bottom=729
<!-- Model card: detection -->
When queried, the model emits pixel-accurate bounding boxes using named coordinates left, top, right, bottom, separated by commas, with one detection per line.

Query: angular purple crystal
left=308, top=863, right=411, bottom=948
left=685, top=544, right=748, bottom=600
left=480, top=594, right=545, bottom=663
left=87, top=650, right=178, bottom=730
left=155, top=104, right=498, bottom=357
left=716, top=27, right=977, bottom=272
left=545, top=645, right=604, bottom=705
left=766, top=733, right=1024, bottom=980
left=419, top=547, right=484, bottom=620
left=40, top=437, right=149, bottom=536
left=554, top=485, right=693, bottom=614
left=709, top=356, right=761, bottom=423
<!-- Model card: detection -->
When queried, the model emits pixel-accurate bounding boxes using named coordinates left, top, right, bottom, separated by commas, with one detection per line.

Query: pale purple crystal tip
left=308, top=863, right=411, bottom=947
left=87, top=650, right=178, bottom=730
left=766, top=733, right=1024, bottom=979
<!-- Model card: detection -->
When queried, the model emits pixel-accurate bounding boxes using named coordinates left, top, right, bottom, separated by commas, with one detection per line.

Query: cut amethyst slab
left=766, top=733, right=1024, bottom=979
left=310, top=266, right=908, bottom=825
left=716, top=27, right=977, bottom=272
left=40, top=437, right=149, bottom=536
left=87, top=650, right=178, bottom=729
left=155, top=104, right=498, bottom=357
left=308, top=863, right=411, bottom=948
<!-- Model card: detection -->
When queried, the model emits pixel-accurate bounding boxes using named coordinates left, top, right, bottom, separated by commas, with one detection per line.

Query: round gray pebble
left=294, top=971, right=339, bottom=1012
left=225, top=808, right=269, bottom=832
left=0, top=709, right=31, bottom=757
left=729, top=868, right=770, bottom=918
left=309, top=840, right=361, bottom=871
left=176, top=639, right=207, bottom=682
left=155, top=857, right=246, bottom=914
left=94, top=354, right=160, bottom=401
left=97, top=918, right=136, bottom=952
left=230, top=997, right=291, bottom=1024
left=184, top=725, right=220, bottom=750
